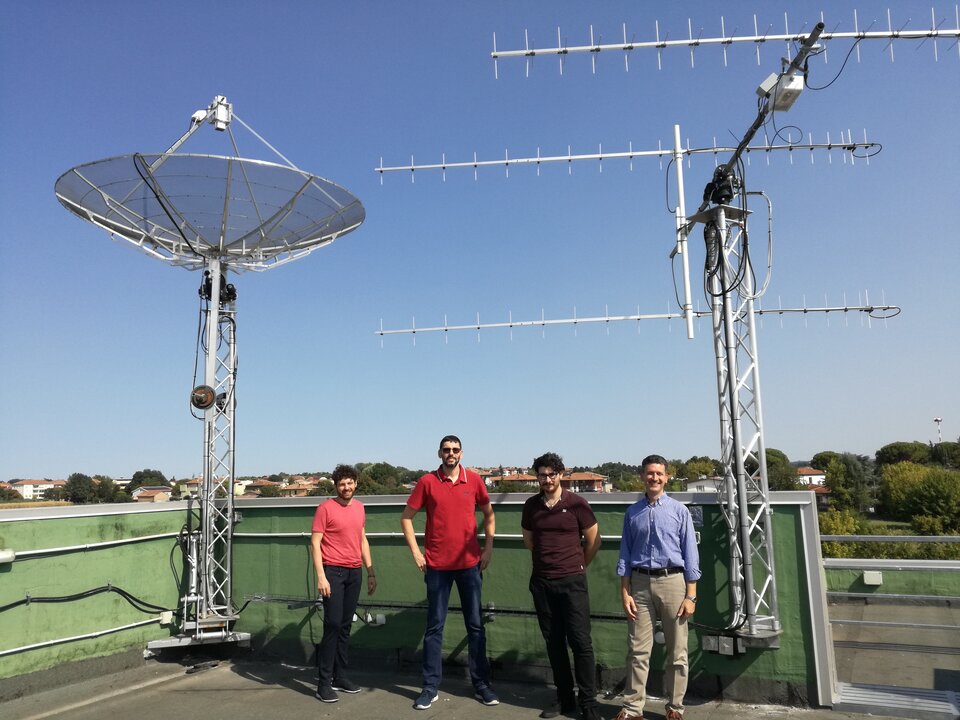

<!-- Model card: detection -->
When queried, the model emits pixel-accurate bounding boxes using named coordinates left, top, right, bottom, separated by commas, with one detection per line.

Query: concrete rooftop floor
left=4, top=659, right=916, bottom=720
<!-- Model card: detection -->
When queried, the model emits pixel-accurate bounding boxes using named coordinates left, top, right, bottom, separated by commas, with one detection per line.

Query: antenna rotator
left=704, top=167, right=737, bottom=205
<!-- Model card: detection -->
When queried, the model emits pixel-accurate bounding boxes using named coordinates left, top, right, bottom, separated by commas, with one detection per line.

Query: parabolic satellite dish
left=55, top=99, right=364, bottom=271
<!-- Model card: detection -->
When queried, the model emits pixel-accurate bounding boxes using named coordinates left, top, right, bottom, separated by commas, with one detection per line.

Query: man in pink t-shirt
left=400, top=435, right=498, bottom=710
left=310, top=464, right=376, bottom=703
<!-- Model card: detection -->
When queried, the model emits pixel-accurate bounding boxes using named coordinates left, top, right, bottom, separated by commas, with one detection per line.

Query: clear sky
left=1, top=1, right=957, bottom=481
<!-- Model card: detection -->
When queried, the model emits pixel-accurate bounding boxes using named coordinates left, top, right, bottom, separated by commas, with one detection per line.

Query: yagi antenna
left=491, top=7, right=960, bottom=73
left=376, top=132, right=878, bottom=181
left=376, top=296, right=900, bottom=338
left=377, top=124, right=879, bottom=343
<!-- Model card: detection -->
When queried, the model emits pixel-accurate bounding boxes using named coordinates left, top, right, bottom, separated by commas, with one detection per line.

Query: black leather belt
left=632, top=566, right=683, bottom=577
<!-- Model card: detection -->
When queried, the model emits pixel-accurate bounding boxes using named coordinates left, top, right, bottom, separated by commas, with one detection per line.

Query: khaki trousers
left=622, top=572, right=688, bottom=715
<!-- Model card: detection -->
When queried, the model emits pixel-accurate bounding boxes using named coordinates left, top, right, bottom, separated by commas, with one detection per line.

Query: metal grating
left=835, top=682, right=959, bottom=720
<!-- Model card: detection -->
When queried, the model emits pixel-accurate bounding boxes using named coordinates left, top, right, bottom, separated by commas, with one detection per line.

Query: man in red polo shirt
left=400, top=435, right=498, bottom=710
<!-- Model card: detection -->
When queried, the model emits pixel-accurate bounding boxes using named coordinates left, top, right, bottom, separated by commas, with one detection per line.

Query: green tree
left=493, top=480, right=536, bottom=493
left=878, top=461, right=929, bottom=520
left=747, top=448, right=799, bottom=490
left=931, top=442, right=960, bottom=470
left=308, top=479, right=335, bottom=497
left=822, top=454, right=871, bottom=511
left=0, top=487, right=22, bottom=501
left=128, top=468, right=168, bottom=493
left=611, top=474, right=643, bottom=492
left=358, top=462, right=404, bottom=495
left=93, top=475, right=116, bottom=503
left=593, top=461, right=642, bottom=478
left=911, top=468, right=960, bottom=532
left=818, top=508, right=860, bottom=558
left=810, top=451, right=840, bottom=472
left=64, top=473, right=96, bottom=504
left=876, top=441, right=931, bottom=467
left=681, top=456, right=719, bottom=479
left=258, top=484, right=281, bottom=498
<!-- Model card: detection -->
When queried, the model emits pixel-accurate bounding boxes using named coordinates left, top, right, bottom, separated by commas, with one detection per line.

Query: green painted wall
left=230, top=496, right=823, bottom=699
left=0, top=507, right=185, bottom=680
left=10, top=496, right=948, bottom=702
left=824, top=567, right=960, bottom=596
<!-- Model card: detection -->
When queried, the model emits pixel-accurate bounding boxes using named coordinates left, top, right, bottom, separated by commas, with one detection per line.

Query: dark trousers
left=423, top=565, right=490, bottom=692
left=529, top=573, right=597, bottom=709
left=318, top=565, right=362, bottom=688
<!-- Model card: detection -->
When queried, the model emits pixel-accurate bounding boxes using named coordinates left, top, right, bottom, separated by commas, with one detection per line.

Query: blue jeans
left=422, top=564, right=490, bottom=692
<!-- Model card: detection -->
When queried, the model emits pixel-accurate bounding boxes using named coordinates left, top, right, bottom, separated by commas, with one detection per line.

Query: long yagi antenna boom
left=375, top=136, right=877, bottom=176
left=375, top=300, right=900, bottom=337
left=491, top=9, right=960, bottom=67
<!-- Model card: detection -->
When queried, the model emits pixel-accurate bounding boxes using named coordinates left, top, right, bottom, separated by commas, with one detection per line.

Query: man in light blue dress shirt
left=615, top=455, right=700, bottom=720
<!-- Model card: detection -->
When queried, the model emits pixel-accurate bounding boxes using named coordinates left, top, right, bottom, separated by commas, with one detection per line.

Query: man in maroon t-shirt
left=401, top=435, right=498, bottom=710
left=522, top=452, right=601, bottom=720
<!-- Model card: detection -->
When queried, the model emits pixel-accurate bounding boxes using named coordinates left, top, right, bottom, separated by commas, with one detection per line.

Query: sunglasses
left=441, top=447, right=462, bottom=454
left=537, top=472, right=560, bottom=480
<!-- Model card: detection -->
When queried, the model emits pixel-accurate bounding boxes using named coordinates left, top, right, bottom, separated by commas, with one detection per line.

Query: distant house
left=280, top=482, right=314, bottom=498
left=685, top=476, right=721, bottom=493
left=245, top=479, right=283, bottom=498
left=564, top=472, right=609, bottom=493
left=249, top=479, right=282, bottom=489
left=134, top=489, right=171, bottom=503
left=796, top=467, right=827, bottom=486
left=9, top=479, right=65, bottom=500
left=804, top=483, right=831, bottom=510
left=498, top=473, right=538, bottom=489
left=131, top=485, right=172, bottom=502
left=176, top=477, right=202, bottom=496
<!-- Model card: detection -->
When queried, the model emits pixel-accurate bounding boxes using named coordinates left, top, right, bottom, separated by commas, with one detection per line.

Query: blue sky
left=1, top=1, right=957, bottom=481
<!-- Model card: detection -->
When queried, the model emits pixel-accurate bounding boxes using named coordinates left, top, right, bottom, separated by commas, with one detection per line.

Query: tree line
left=0, top=469, right=171, bottom=504
left=5, top=441, right=957, bottom=545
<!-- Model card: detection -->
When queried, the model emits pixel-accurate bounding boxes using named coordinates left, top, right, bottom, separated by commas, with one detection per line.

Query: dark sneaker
left=414, top=688, right=439, bottom=710
left=540, top=700, right=578, bottom=718
left=315, top=685, right=338, bottom=703
left=332, top=677, right=361, bottom=693
left=581, top=706, right=603, bottom=720
left=474, top=686, right=500, bottom=706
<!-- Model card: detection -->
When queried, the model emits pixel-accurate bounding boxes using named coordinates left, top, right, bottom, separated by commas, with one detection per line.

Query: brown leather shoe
left=613, top=709, right=643, bottom=720
left=665, top=709, right=683, bottom=720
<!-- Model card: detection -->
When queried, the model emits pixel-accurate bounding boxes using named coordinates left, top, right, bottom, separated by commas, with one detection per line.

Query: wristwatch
left=685, top=595, right=697, bottom=604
